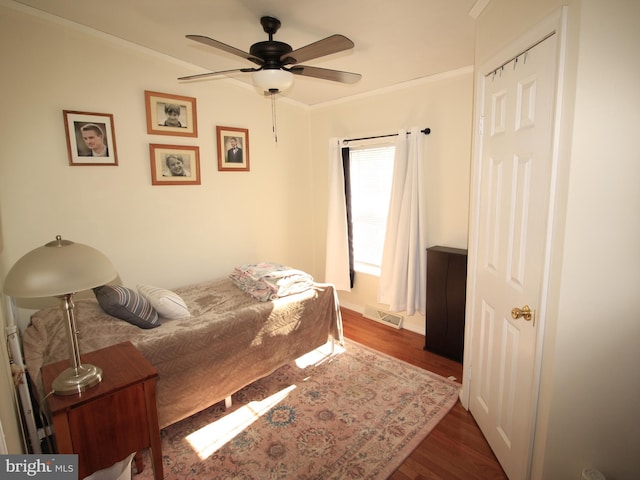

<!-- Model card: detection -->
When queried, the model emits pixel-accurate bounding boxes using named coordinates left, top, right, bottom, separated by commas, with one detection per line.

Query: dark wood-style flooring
left=341, top=307, right=507, bottom=480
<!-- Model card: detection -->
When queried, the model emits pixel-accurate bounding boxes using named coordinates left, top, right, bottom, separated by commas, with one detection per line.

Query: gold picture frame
left=145, top=90, right=197, bottom=137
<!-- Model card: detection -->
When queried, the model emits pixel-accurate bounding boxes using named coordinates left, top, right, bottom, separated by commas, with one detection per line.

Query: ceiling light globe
left=252, top=69, right=294, bottom=93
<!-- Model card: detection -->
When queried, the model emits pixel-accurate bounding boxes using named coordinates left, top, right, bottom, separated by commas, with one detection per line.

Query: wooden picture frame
left=217, top=126, right=250, bottom=172
left=63, top=110, right=118, bottom=166
left=145, top=90, right=197, bottom=137
left=149, top=144, right=201, bottom=185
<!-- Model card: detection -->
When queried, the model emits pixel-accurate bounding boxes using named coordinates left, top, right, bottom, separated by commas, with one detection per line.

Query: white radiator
left=5, top=297, right=41, bottom=454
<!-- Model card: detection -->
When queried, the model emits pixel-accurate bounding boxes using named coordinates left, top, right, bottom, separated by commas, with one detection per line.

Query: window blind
left=349, top=145, right=395, bottom=270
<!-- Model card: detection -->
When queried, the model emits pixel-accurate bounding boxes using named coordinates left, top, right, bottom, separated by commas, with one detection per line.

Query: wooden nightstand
left=42, top=341, right=163, bottom=480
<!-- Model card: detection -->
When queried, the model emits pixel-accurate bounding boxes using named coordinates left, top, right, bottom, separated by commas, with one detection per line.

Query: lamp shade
left=252, top=68, right=294, bottom=92
left=3, top=236, right=117, bottom=298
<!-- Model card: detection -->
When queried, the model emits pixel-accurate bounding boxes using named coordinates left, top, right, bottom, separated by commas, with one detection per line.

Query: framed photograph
left=145, top=90, right=197, bottom=137
left=149, top=144, right=201, bottom=185
left=63, top=110, right=118, bottom=166
left=217, top=126, right=250, bottom=172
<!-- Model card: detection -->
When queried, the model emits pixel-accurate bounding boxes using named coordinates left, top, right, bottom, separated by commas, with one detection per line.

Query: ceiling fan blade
left=282, top=34, right=354, bottom=65
left=178, top=67, right=259, bottom=81
left=289, top=65, right=362, bottom=84
left=186, top=35, right=263, bottom=66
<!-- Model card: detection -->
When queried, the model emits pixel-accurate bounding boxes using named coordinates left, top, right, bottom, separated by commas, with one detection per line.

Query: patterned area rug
left=136, top=340, right=460, bottom=480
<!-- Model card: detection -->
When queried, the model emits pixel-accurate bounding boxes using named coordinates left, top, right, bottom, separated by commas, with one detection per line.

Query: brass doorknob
left=511, top=305, right=533, bottom=321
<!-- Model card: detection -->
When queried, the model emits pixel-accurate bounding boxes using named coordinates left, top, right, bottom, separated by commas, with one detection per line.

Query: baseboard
left=338, top=300, right=364, bottom=315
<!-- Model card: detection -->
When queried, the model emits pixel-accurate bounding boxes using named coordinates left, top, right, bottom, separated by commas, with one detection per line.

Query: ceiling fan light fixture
left=253, top=69, right=294, bottom=93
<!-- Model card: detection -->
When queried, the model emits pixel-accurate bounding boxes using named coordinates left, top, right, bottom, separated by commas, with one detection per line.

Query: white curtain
left=324, top=138, right=351, bottom=291
left=378, top=127, right=427, bottom=315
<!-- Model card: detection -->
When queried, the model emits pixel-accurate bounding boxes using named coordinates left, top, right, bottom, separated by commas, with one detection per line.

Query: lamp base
left=52, top=364, right=103, bottom=396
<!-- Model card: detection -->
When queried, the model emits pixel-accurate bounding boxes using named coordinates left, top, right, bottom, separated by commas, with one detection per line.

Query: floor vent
left=363, top=305, right=403, bottom=329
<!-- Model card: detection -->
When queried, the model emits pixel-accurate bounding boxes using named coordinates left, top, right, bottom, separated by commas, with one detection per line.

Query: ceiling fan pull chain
left=271, top=92, right=278, bottom=143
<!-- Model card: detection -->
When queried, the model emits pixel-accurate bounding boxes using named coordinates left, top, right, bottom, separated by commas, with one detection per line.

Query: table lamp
left=3, top=235, right=118, bottom=395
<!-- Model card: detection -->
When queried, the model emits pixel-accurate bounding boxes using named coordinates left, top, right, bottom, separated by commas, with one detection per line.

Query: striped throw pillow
left=93, top=285, right=160, bottom=329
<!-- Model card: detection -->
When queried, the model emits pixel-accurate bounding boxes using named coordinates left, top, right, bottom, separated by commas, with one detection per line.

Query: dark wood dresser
left=424, top=246, right=468, bottom=362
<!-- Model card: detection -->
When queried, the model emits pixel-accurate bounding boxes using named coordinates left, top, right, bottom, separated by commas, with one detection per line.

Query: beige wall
left=310, top=69, right=474, bottom=333
left=476, top=1, right=640, bottom=479
left=540, top=1, right=640, bottom=478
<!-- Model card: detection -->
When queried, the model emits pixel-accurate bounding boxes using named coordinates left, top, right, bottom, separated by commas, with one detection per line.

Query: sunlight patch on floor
left=186, top=384, right=297, bottom=459
left=295, top=340, right=345, bottom=369
left=185, top=342, right=345, bottom=460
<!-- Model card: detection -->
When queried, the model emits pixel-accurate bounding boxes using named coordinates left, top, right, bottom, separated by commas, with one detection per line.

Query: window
left=349, top=144, right=395, bottom=275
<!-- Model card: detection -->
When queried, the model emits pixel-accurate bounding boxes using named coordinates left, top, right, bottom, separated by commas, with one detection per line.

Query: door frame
left=460, top=5, right=569, bottom=475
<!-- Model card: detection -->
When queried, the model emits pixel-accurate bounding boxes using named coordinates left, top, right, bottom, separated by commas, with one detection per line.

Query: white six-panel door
left=467, top=30, right=559, bottom=480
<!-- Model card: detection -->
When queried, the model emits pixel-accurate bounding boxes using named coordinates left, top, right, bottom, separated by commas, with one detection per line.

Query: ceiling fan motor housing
left=249, top=41, right=293, bottom=69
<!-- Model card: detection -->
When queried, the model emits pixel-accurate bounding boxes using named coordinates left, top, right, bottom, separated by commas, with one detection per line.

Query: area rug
left=136, top=340, right=460, bottom=480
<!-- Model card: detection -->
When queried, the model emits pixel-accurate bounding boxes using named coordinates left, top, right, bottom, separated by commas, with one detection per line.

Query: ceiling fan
left=178, top=16, right=362, bottom=93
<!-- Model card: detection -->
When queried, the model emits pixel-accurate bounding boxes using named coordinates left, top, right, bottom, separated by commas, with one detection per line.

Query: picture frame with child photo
left=144, top=90, right=198, bottom=137
left=149, top=143, right=201, bottom=186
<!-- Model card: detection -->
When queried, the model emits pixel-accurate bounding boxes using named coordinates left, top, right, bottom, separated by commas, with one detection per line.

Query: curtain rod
left=343, top=127, right=431, bottom=143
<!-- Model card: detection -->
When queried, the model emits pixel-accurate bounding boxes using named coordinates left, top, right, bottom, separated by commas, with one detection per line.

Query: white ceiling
left=12, top=0, right=479, bottom=106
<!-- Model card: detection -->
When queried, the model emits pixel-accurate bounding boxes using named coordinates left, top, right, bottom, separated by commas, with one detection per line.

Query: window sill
left=354, top=263, right=381, bottom=277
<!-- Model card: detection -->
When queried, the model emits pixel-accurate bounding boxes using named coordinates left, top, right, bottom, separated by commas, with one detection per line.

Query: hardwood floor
left=340, top=307, right=507, bottom=480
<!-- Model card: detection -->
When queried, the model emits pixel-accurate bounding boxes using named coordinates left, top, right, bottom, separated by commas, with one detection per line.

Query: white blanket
left=229, top=263, right=314, bottom=301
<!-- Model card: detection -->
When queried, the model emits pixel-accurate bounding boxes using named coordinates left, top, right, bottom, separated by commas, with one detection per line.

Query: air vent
left=363, top=305, right=403, bottom=329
